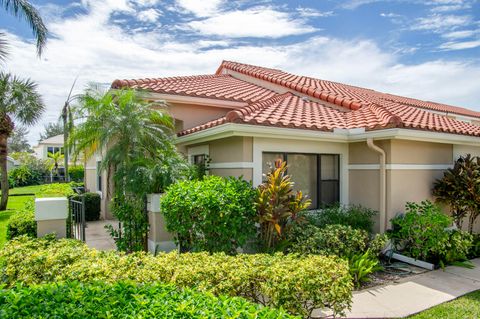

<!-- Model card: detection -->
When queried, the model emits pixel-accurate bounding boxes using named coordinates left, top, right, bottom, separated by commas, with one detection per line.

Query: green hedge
left=287, top=224, right=370, bottom=257
left=0, top=281, right=297, bottom=319
left=0, top=236, right=353, bottom=317
left=6, top=210, right=36, bottom=240
left=303, top=205, right=377, bottom=233
left=71, top=192, right=100, bottom=221
left=68, top=165, right=84, bottom=182
left=161, top=176, right=256, bottom=253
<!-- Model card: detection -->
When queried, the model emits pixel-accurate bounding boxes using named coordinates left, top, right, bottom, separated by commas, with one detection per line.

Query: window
left=96, top=161, right=102, bottom=192
left=47, top=146, right=64, bottom=155
left=262, top=152, right=340, bottom=208
left=192, top=154, right=206, bottom=165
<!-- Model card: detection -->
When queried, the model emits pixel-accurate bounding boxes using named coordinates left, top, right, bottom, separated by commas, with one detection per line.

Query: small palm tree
left=0, top=72, right=44, bottom=209
left=47, top=150, right=64, bottom=176
left=0, top=0, right=48, bottom=59
left=71, top=87, right=174, bottom=188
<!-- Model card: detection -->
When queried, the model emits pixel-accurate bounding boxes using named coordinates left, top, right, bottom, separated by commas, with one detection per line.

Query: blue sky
left=1, top=0, right=480, bottom=142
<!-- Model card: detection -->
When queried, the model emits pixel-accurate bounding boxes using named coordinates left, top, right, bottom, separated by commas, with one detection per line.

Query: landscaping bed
left=0, top=281, right=297, bottom=319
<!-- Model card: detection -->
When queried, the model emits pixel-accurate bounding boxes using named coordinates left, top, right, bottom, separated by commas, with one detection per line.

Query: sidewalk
left=85, top=220, right=117, bottom=251
left=342, top=258, right=480, bottom=318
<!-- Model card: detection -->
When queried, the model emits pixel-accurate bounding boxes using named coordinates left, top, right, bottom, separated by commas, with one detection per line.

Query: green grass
left=0, top=210, right=15, bottom=248
left=408, top=290, right=480, bottom=319
left=0, top=185, right=43, bottom=248
left=9, top=184, right=43, bottom=195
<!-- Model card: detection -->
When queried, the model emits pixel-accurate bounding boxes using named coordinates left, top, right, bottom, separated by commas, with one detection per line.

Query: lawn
left=0, top=185, right=42, bottom=248
left=408, top=290, right=480, bottom=319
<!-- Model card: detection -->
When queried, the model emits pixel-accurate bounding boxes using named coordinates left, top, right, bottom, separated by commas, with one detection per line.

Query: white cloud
left=442, top=29, right=478, bottom=39
left=3, top=0, right=480, bottom=144
left=439, top=39, right=480, bottom=50
left=296, top=7, right=333, bottom=18
left=175, top=0, right=224, bottom=17
left=186, top=7, right=317, bottom=38
left=340, top=0, right=381, bottom=10
left=412, top=14, right=472, bottom=32
left=137, top=8, right=161, bottom=23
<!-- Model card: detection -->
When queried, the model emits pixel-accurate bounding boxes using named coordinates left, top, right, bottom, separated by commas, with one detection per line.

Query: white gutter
left=366, top=139, right=387, bottom=234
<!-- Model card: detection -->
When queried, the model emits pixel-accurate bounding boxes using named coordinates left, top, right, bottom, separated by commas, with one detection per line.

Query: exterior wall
left=349, top=140, right=454, bottom=232
left=184, top=136, right=254, bottom=181
left=33, top=143, right=64, bottom=160
left=348, top=141, right=390, bottom=233
left=163, top=103, right=231, bottom=132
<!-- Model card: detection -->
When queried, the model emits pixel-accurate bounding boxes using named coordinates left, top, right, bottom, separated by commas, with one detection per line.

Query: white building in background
left=6, top=156, right=18, bottom=171
left=33, top=134, right=64, bottom=160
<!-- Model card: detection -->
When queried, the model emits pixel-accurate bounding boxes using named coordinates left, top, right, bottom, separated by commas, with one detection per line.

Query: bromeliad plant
left=256, top=159, right=311, bottom=251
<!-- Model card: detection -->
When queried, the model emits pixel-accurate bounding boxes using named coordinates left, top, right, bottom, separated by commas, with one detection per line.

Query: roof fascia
left=175, top=124, right=480, bottom=147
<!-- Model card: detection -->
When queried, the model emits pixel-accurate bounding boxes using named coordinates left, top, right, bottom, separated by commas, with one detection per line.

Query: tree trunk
left=0, top=134, right=9, bottom=210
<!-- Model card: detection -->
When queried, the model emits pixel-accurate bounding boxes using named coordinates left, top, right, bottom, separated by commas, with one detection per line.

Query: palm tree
left=0, top=72, right=44, bottom=209
left=71, top=87, right=175, bottom=192
left=0, top=0, right=48, bottom=59
left=47, top=150, right=64, bottom=178
left=71, top=87, right=175, bottom=252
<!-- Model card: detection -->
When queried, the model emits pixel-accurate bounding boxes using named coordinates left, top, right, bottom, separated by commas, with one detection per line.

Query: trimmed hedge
left=68, top=165, right=84, bottom=182
left=6, top=210, right=36, bottom=240
left=161, top=176, right=256, bottom=253
left=71, top=192, right=100, bottom=221
left=287, top=224, right=370, bottom=257
left=303, top=205, right=377, bottom=233
left=0, top=236, right=353, bottom=317
left=0, top=281, right=297, bottom=319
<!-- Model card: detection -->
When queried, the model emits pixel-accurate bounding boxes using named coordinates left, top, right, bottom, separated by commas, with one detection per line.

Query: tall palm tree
left=0, top=72, right=44, bottom=209
left=0, top=0, right=48, bottom=59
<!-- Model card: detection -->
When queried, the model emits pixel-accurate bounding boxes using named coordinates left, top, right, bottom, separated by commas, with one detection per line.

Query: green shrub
left=287, top=224, right=369, bottom=257
left=71, top=192, right=100, bottom=221
left=469, top=235, right=480, bottom=258
left=303, top=204, right=377, bottom=233
left=6, top=210, right=36, bottom=240
left=37, top=183, right=75, bottom=197
left=68, top=165, right=84, bottom=182
left=0, top=281, right=296, bottom=319
left=369, top=233, right=389, bottom=256
left=348, top=250, right=383, bottom=288
left=161, top=176, right=257, bottom=254
left=0, top=236, right=353, bottom=317
left=390, top=201, right=472, bottom=265
left=8, top=152, right=50, bottom=187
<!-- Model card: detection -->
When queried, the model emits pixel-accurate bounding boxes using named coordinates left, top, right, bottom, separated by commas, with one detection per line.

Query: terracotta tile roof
left=112, top=61, right=480, bottom=138
left=111, top=74, right=277, bottom=103
left=178, top=93, right=480, bottom=137
left=216, top=61, right=480, bottom=119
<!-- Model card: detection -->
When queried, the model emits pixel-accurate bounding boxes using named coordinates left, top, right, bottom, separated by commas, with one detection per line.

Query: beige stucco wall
left=390, top=140, right=452, bottom=164
left=164, top=103, right=231, bottom=132
left=349, top=140, right=456, bottom=232
left=209, top=168, right=253, bottom=181
left=209, top=136, right=253, bottom=162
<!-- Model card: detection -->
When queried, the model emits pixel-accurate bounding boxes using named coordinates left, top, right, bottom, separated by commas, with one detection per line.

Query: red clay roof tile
left=112, top=61, right=480, bottom=138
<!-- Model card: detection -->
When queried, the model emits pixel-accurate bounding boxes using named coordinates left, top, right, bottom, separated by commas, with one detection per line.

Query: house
left=86, top=61, right=480, bottom=233
left=33, top=134, right=64, bottom=160
left=6, top=156, right=18, bottom=171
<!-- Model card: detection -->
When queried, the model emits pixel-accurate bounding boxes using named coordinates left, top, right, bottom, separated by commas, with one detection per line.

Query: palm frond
left=1, top=0, right=47, bottom=56
left=0, top=32, right=8, bottom=62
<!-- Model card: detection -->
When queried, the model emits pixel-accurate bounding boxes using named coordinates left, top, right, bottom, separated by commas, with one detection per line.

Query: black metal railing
left=70, top=196, right=86, bottom=241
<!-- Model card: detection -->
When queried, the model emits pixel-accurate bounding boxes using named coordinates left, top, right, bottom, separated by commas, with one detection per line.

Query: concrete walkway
left=342, top=258, right=480, bottom=318
left=85, top=220, right=117, bottom=251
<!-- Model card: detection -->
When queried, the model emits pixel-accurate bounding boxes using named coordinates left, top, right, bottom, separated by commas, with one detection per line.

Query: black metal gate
left=70, top=196, right=86, bottom=241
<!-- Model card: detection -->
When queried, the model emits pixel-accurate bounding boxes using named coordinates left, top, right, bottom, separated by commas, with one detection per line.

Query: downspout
left=366, top=139, right=386, bottom=234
